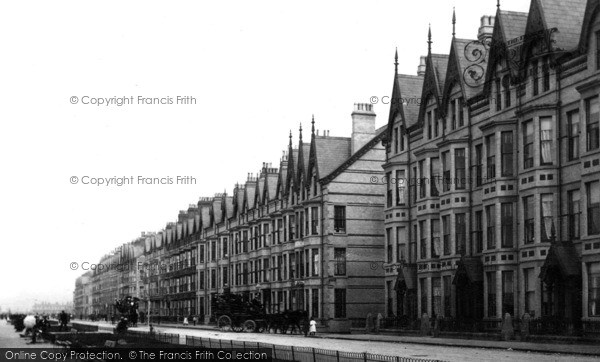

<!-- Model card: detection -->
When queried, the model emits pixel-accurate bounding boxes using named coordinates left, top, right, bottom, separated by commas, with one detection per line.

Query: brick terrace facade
left=74, top=0, right=600, bottom=334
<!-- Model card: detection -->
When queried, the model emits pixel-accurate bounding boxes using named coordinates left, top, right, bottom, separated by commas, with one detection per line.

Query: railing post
left=336, top=350, right=340, bottom=362
left=272, top=345, right=276, bottom=361
left=291, top=346, right=295, bottom=361
left=243, top=341, right=246, bottom=351
left=312, top=348, right=316, bottom=362
left=363, top=352, right=367, bottom=362
left=231, top=340, right=234, bottom=349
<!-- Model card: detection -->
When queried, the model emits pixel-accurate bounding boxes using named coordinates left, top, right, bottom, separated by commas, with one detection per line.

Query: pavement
left=72, top=319, right=600, bottom=357
left=0, top=319, right=53, bottom=348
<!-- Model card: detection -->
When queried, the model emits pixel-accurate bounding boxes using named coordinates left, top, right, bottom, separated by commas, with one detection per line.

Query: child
left=309, top=317, right=317, bottom=336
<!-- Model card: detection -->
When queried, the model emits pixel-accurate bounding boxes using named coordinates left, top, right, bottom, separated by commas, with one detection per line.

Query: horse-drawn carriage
left=212, top=292, right=308, bottom=335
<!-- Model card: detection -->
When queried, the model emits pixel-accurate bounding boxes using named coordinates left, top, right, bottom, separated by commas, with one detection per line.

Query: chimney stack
left=477, top=15, right=495, bottom=42
left=351, top=103, right=376, bottom=154
left=417, top=56, right=427, bottom=76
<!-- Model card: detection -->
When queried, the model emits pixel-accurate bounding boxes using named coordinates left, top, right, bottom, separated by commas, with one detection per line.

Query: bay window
left=568, top=190, right=580, bottom=240
left=568, top=110, right=580, bottom=160
left=523, top=121, right=534, bottom=169
left=455, top=149, right=466, bottom=190
left=501, top=131, right=514, bottom=176
left=540, top=117, right=553, bottom=165
left=589, top=262, right=600, bottom=316
left=586, top=96, right=599, bottom=151
left=541, top=194, right=554, bottom=242
left=588, top=181, right=600, bottom=235
left=455, top=213, right=466, bottom=254
left=501, top=203, right=513, bottom=248
left=524, top=196, right=535, bottom=244
left=431, top=219, right=440, bottom=258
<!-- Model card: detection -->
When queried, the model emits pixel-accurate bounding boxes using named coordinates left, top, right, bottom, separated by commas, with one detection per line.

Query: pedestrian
left=183, top=316, right=189, bottom=326
left=309, top=317, right=317, bottom=336
left=192, top=315, right=197, bottom=326
left=59, top=311, right=68, bottom=331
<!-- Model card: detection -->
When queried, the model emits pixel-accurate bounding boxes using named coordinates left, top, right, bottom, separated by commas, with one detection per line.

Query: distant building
left=32, top=302, right=73, bottom=316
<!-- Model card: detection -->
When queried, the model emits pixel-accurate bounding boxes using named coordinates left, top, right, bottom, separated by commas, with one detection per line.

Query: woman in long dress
left=309, top=317, right=317, bottom=336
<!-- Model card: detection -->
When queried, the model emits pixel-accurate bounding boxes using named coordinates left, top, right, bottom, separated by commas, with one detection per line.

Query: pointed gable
left=385, top=63, right=424, bottom=144
left=578, top=0, right=600, bottom=52
left=442, top=38, right=489, bottom=109
left=285, top=148, right=298, bottom=196
left=276, top=154, right=288, bottom=199
left=484, top=9, right=529, bottom=91
left=255, top=169, right=265, bottom=206
left=531, top=0, right=587, bottom=51
left=296, top=137, right=311, bottom=189
left=418, top=53, right=449, bottom=125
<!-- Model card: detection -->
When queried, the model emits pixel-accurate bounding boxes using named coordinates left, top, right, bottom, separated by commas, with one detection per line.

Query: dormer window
left=458, top=98, right=465, bottom=127
left=427, top=110, right=433, bottom=139
left=450, top=99, right=456, bottom=130
left=532, top=60, right=539, bottom=96
left=542, top=58, right=550, bottom=92
left=503, top=76, right=511, bottom=108
left=495, top=78, right=502, bottom=111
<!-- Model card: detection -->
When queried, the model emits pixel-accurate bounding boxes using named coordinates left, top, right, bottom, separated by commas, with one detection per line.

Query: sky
left=0, top=0, right=530, bottom=312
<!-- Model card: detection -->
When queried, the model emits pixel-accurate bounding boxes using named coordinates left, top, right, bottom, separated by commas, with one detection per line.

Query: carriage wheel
left=231, top=323, right=244, bottom=333
left=217, top=315, right=232, bottom=332
left=243, top=319, right=257, bottom=333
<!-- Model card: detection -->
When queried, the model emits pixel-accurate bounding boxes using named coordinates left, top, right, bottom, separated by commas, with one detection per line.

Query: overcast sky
left=0, top=0, right=530, bottom=312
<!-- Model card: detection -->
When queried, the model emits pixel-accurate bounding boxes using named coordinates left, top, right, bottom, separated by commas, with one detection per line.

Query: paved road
left=124, top=324, right=597, bottom=362
left=0, top=319, right=52, bottom=348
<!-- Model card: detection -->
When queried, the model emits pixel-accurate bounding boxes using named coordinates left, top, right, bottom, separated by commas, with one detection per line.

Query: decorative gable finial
left=311, top=115, right=315, bottom=135
left=497, top=0, right=500, bottom=9
left=289, top=130, right=292, bottom=147
left=299, top=123, right=303, bottom=142
left=452, top=7, right=456, bottom=38
left=427, top=24, right=432, bottom=54
left=394, top=47, right=399, bottom=74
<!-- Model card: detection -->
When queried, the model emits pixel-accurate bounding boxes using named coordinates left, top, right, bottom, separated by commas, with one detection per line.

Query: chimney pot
left=417, top=56, right=427, bottom=76
left=477, top=15, right=495, bottom=42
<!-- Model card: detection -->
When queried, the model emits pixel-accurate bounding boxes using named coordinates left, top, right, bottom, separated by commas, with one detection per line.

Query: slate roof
left=430, top=54, right=450, bottom=96
left=398, top=74, right=424, bottom=128
left=264, top=173, right=278, bottom=201
left=314, top=136, right=351, bottom=179
left=224, top=196, right=234, bottom=219
left=277, top=161, right=288, bottom=198
left=245, top=181, right=256, bottom=210
left=453, top=38, right=489, bottom=99
left=301, top=142, right=311, bottom=177
left=536, top=0, right=587, bottom=50
left=498, top=10, right=528, bottom=42
left=320, top=127, right=387, bottom=184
